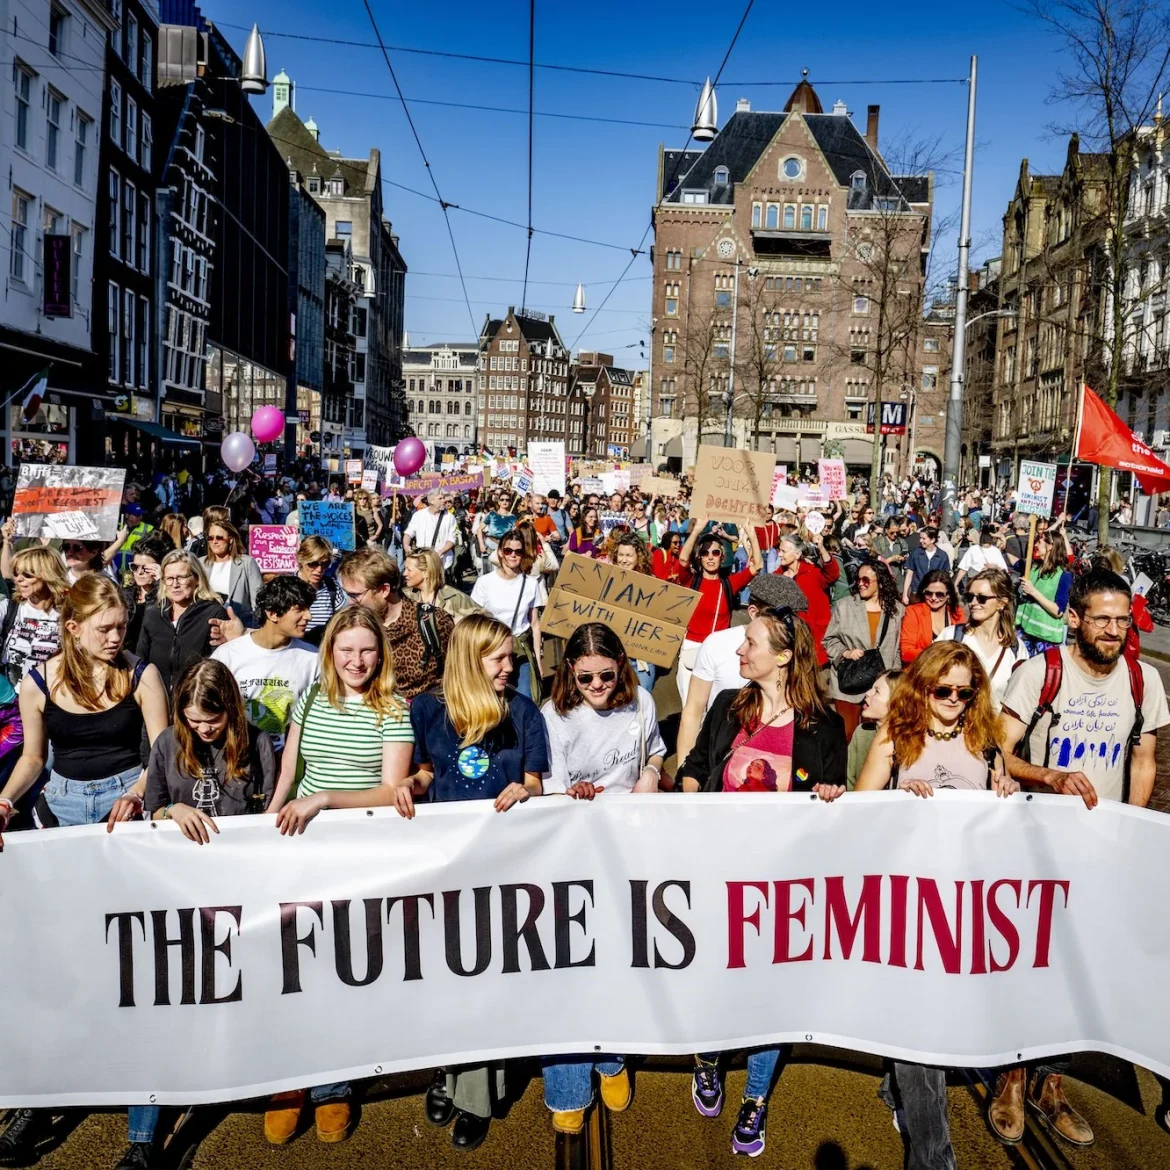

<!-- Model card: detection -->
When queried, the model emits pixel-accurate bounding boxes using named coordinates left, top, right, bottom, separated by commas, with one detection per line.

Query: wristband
left=0, top=797, right=14, bottom=815
left=642, top=763, right=662, bottom=779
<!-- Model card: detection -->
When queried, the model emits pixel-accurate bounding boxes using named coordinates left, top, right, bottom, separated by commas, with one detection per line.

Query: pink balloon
left=221, top=431, right=256, bottom=473
left=251, top=405, right=285, bottom=444
left=393, top=437, right=426, bottom=477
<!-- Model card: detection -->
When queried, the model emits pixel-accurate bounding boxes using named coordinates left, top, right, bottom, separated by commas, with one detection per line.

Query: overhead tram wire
left=359, top=0, right=477, bottom=338
left=521, top=0, right=536, bottom=312
left=571, top=0, right=758, bottom=351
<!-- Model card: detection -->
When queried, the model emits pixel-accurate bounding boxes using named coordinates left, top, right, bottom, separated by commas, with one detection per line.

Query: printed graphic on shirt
left=931, top=763, right=970, bottom=789
left=240, top=679, right=296, bottom=737
left=724, top=721, right=795, bottom=792
left=1049, top=692, right=1125, bottom=771
left=4, top=610, right=60, bottom=680
left=192, top=765, right=221, bottom=813
left=457, top=745, right=490, bottom=780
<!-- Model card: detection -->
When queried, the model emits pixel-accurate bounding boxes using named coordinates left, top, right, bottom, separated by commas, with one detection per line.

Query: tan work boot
left=987, top=1068, right=1025, bottom=1144
left=1028, top=1074, right=1094, bottom=1147
left=314, top=1100, right=351, bottom=1143
left=599, top=1067, right=632, bottom=1112
left=551, top=1109, right=585, bottom=1134
left=264, top=1090, right=305, bottom=1145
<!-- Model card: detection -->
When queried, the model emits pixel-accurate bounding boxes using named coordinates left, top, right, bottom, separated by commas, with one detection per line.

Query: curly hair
left=885, top=641, right=1000, bottom=768
left=608, top=532, right=653, bottom=576
left=854, top=557, right=901, bottom=616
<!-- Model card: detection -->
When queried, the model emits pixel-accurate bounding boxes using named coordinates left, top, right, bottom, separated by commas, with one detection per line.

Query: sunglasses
left=131, top=563, right=156, bottom=573
left=932, top=685, right=976, bottom=702
left=62, top=542, right=90, bottom=553
left=964, top=591, right=995, bottom=604
left=923, top=590, right=948, bottom=600
left=857, top=575, right=876, bottom=585
left=575, top=669, right=618, bottom=687
left=306, top=560, right=330, bottom=569
left=501, top=546, right=523, bottom=556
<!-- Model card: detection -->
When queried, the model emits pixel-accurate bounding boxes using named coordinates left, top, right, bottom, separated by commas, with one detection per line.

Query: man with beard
left=986, top=567, right=1168, bottom=1151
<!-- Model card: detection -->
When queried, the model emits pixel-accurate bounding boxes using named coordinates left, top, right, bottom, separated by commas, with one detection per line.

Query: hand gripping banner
left=0, top=792, right=1167, bottom=1106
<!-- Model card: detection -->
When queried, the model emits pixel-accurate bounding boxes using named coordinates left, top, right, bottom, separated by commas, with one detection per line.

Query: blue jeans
left=127, top=1107, right=160, bottom=1144
left=892, top=1063, right=955, bottom=1170
left=310, top=1082, right=350, bottom=1104
left=543, top=1057, right=624, bottom=1112
left=514, top=660, right=533, bottom=699
left=42, top=766, right=139, bottom=826
left=699, top=1046, right=787, bottom=1101
left=634, top=661, right=657, bottom=692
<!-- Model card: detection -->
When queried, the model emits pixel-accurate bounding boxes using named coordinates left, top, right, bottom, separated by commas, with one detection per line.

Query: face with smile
left=856, top=569, right=878, bottom=600
left=403, top=559, right=425, bottom=590
left=1071, top=590, right=1131, bottom=666
left=483, top=638, right=515, bottom=693
left=929, top=665, right=974, bottom=727
left=183, top=704, right=228, bottom=744
left=922, top=582, right=949, bottom=612
left=163, top=563, right=197, bottom=607
left=271, top=605, right=311, bottom=641
left=573, top=653, right=621, bottom=711
left=614, top=545, right=638, bottom=572
left=332, top=627, right=381, bottom=692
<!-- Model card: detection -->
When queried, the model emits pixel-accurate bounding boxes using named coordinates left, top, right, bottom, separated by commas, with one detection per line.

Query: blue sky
left=204, top=0, right=1073, bottom=357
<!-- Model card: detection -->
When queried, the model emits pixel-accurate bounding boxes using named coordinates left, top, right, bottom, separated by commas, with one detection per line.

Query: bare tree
left=678, top=313, right=730, bottom=445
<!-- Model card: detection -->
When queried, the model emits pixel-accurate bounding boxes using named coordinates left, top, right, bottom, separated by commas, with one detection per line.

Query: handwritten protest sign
left=797, top=483, right=829, bottom=509
left=818, top=459, right=847, bottom=501
left=542, top=553, right=699, bottom=668
left=385, top=472, right=483, bottom=498
left=13, top=465, right=125, bottom=542
left=770, top=466, right=789, bottom=506
left=644, top=475, right=681, bottom=497
left=249, top=526, right=299, bottom=573
left=599, top=511, right=627, bottom=536
left=773, top=484, right=800, bottom=511
left=528, top=442, right=566, bottom=497
left=345, top=459, right=363, bottom=485
left=1016, top=460, right=1057, bottom=517
left=364, top=445, right=394, bottom=479
left=690, top=445, right=776, bottom=524
left=600, top=470, right=631, bottom=495
left=579, top=477, right=605, bottom=495
left=628, top=464, right=654, bottom=489
left=299, top=501, right=355, bottom=551
left=360, top=469, right=379, bottom=494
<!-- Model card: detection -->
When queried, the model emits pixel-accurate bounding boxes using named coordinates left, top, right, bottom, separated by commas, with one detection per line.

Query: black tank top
left=33, top=657, right=147, bottom=782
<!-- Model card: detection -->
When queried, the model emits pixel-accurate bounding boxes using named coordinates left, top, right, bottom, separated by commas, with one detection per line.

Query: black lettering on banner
left=151, top=908, right=197, bottom=1006
left=652, top=881, right=696, bottom=970
left=331, top=899, right=384, bottom=987
left=443, top=887, right=493, bottom=977
left=386, top=893, right=436, bottom=982
left=105, top=911, right=146, bottom=1007
left=630, top=880, right=650, bottom=968
left=280, top=901, right=325, bottom=994
left=199, top=906, right=244, bottom=1005
left=501, top=883, right=551, bottom=973
left=552, top=880, right=595, bottom=969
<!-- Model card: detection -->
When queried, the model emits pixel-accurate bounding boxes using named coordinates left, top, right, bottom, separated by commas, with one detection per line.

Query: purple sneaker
left=691, top=1063, right=724, bottom=1117
left=731, top=1097, right=767, bottom=1157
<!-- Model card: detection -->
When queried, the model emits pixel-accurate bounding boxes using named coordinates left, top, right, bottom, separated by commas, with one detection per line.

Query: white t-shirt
left=957, top=545, right=1008, bottom=576
left=1001, top=646, right=1170, bottom=803
left=541, top=689, right=666, bottom=795
left=471, top=571, right=547, bottom=635
left=211, top=632, right=320, bottom=750
left=208, top=559, right=232, bottom=598
left=406, top=509, right=459, bottom=569
left=0, top=599, right=61, bottom=684
left=692, top=625, right=747, bottom=712
left=936, top=625, right=1029, bottom=711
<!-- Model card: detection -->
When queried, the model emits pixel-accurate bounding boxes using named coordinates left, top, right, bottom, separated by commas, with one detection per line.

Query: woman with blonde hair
left=404, top=547, right=481, bottom=621
left=198, top=518, right=263, bottom=620
left=297, top=535, right=345, bottom=647
left=261, top=605, right=414, bottom=1148
left=136, top=551, right=226, bottom=688
left=159, top=512, right=189, bottom=551
left=393, top=613, right=549, bottom=1152
left=0, top=541, right=70, bottom=686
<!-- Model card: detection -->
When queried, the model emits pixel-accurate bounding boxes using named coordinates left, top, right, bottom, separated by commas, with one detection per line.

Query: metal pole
left=724, top=262, right=739, bottom=447
left=941, top=54, right=978, bottom=529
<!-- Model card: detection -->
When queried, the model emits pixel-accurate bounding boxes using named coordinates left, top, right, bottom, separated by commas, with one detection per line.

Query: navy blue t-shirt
left=410, top=689, right=551, bottom=802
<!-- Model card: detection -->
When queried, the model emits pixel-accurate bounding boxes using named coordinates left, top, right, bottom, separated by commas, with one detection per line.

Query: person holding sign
left=677, top=607, right=844, bottom=1158
left=1016, top=531, right=1073, bottom=655
left=568, top=506, right=604, bottom=559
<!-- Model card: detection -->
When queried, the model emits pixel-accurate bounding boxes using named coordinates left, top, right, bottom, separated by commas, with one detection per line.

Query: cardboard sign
left=770, top=466, right=789, bottom=506
left=299, top=501, right=355, bottom=551
left=13, top=464, right=125, bottom=542
left=579, top=477, right=605, bottom=494
left=528, top=442, right=566, bottom=497
left=690, top=445, right=776, bottom=524
left=644, top=476, right=681, bottom=498
left=361, top=469, right=380, bottom=494
left=542, top=553, right=700, bottom=669
left=818, top=459, right=847, bottom=501
left=1016, top=460, right=1057, bottom=517
left=249, top=525, right=299, bottom=573
left=345, top=459, right=363, bottom=485
left=628, top=464, right=654, bottom=489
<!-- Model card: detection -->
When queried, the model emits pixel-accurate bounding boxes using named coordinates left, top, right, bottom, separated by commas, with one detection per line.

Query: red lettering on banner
left=726, top=881, right=769, bottom=969
left=772, top=879, right=815, bottom=964
left=914, top=879, right=964, bottom=975
left=1027, top=879, right=1070, bottom=969
left=822, top=875, right=882, bottom=963
left=987, top=879, right=1023, bottom=972
left=888, top=874, right=910, bottom=968
left=970, top=879, right=987, bottom=975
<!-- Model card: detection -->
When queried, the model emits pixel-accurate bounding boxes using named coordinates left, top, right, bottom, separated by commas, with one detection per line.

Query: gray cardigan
left=823, top=594, right=904, bottom=702
left=198, top=554, right=264, bottom=620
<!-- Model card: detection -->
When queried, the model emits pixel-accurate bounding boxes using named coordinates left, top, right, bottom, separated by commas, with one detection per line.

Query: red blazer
left=783, top=559, right=839, bottom=666
left=900, top=602, right=965, bottom=664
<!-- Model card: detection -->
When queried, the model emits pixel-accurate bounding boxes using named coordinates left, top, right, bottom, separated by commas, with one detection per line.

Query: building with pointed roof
left=649, top=80, right=937, bottom=479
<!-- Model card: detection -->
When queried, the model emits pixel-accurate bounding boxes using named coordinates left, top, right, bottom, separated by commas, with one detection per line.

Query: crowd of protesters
left=0, top=459, right=1168, bottom=1169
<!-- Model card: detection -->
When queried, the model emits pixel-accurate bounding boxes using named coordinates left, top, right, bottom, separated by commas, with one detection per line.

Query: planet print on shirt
left=458, top=745, right=490, bottom=780
left=246, top=683, right=295, bottom=736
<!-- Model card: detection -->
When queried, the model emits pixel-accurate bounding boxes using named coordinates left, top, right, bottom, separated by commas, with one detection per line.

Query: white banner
left=1, top=794, right=1168, bottom=1106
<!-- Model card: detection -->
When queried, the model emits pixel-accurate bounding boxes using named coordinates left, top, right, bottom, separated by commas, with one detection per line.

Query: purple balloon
left=251, top=405, right=285, bottom=444
left=393, top=437, right=426, bottom=477
left=221, top=431, right=256, bottom=473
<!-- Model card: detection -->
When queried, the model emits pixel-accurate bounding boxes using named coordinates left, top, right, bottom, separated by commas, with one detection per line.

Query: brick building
left=403, top=341, right=478, bottom=450
left=567, top=354, right=638, bottom=458
left=648, top=81, right=934, bottom=479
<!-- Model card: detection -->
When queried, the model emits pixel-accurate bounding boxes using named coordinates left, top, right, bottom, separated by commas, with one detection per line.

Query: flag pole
left=1063, top=382, right=1084, bottom=517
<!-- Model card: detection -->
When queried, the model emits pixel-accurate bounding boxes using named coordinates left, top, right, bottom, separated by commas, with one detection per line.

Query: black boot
left=114, top=1144, right=157, bottom=1170
left=0, top=1110, right=47, bottom=1168
left=425, top=1071, right=455, bottom=1128
left=450, top=1111, right=490, bottom=1152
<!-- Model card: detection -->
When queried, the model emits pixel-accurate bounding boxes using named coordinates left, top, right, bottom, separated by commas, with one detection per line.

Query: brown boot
left=1028, top=1074, right=1094, bottom=1147
left=988, top=1068, right=1026, bottom=1144
left=264, top=1090, right=305, bottom=1145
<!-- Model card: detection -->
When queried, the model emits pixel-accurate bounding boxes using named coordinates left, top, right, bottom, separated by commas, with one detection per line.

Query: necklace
left=926, top=717, right=965, bottom=741
left=743, top=703, right=792, bottom=744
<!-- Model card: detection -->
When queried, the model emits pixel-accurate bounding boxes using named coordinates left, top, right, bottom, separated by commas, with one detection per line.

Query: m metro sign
left=866, top=402, right=907, bottom=435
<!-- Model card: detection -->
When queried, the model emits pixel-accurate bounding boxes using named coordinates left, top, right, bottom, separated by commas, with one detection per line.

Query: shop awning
left=117, top=418, right=201, bottom=447
left=773, top=437, right=798, bottom=463
left=799, top=436, right=822, bottom=465
left=840, top=438, right=875, bottom=464
left=629, top=437, right=648, bottom=460
left=663, top=435, right=684, bottom=459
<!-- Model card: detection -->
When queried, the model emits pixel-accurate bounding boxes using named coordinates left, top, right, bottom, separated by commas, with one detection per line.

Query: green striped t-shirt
left=292, top=690, right=414, bottom=796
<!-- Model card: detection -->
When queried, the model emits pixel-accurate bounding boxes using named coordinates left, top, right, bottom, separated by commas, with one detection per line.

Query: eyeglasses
left=131, top=564, right=156, bottom=574
left=965, top=591, right=996, bottom=604
left=575, top=669, right=617, bottom=687
left=932, top=685, right=976, bottom=702
left=923, top=590, right=949, bottom=600
left=208, top=534, right=229, bottom=543
left=343, top=586, right=370, bottom=603
left=501, top=546, right=523, bottom=557
left=305, top=560, right=330, bottom=569
left=1081, top=614, right=1133, bottom=630
left=164, top=574, right=194, bottom=587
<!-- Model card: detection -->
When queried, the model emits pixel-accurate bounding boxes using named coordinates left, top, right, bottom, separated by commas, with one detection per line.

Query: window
left=193, top=124, right=205, bottom=163
left=43, top=206, right=64, bottom=236
left=924, top=337, right=940, bottom=353
left=336, top=220, right=352, bottom=239
left=9, top=192, right=30, bottom=282
left=853, top=295, right=869, bottom=315
left=353, top=305, right=367, bottom=336
left=851, top=171, right=866, bottom=191
left=766, top=204, right=779, bottom=230
left=123, top=289, right=135, bottom=385
left=752, top=203, right=762, bottom=228
left=681, top=190, right=707, bottom=204
left=664, top=282, right=679, bottom=316
left=783, top=345, right=797, bottom=363
left=108, top=283, right=121, bottom=382
left=714, top=289, right=732, bottom=309
left=140, top=114, right=152, bottom=171
left=800, top=204, right=813, bottom=230
left=14, top=66, right=32, bottom=152
left=138, top=192, right=150, bottom=272
left=817, top=205, right=828, bottom=230
left=782, top=157, right=803, bottom=180
left=308, top=177, right=319, bottom=194
left=45, top=90, right=62, bottom=170
left=665, top=249, right=682, bottom=270
left=329, top=179, right=343, bottom=196
left=137, top=296, right=149, bottom=389
left=126, top=17, right=138, bottom=75
left=110, top=80, right=122, bottom=146
left=922, top=367, right=938, bottom=390
left=141, top=35, right=153, bottom=94
left=123, top=181, right=136, bottom=267
left=713, top=166, right=729, bottom=186
left=126, top=98, right=138, bottom=161
left=49, top=8, right=67, bottom=56
left=74, top=113, right=91, bottom=186
left=783, top=205, right=796, bottom=229
left=70, top=224, right=85, bottom=302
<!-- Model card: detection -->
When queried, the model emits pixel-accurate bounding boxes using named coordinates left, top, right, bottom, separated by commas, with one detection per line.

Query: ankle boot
left=988, top=1068, right=1025, bottom=1144
left=1028, top=1074, right=1094, bottom=1147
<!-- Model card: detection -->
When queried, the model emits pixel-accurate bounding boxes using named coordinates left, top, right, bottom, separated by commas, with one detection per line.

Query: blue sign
left=299, top=501, right=355, bottom=551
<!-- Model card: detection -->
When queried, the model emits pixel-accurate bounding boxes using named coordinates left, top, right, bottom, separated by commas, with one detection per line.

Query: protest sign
left=770, top=465, right=789, bottom=506
left=12, top=464, right=125, bottom=542
left=262, top=454, right=277, bottom=477
left=691, top=445, right=776, bottom=524
left=248, top=526, right=299, bottom=573
left=528, top=442, right=566, bottom=497
left=797, top=483, right=829, bottom=509
left=818, top=459, right=847, bottom=501
left=579, top=477, right=605, bottom=495
left=1, top=794, right=1168, bottom=1106
left=386, top=472, right=483, bottom=499
left=543, top=552, right=699, bottom=668
left=514, top=466, right=535, bottom=495
left=345, top=459, right=363, bottom=486
left=600, top=470, right=631, bottom=495
left=772, top=484, right=800, bottom=511
left=644, top=475, right=681, bottom=498
left=364, top=445, right=395, bottom=479
left=360, top=469, right=379, bottom=494
left=1016, top=460, right=1058, bottom=517
left=493, top=463, right=512, bottom=480
left=599, top=511, right=627, bottom=536
left=804, top=510, right=827, bottom=536
left=299, top=501, right=355, bottom=551
left=628, top=464, right=654, bottom=489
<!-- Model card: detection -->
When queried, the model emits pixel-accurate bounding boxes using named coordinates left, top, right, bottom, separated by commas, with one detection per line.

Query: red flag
left=1074, top=384, right=1170, bottom=494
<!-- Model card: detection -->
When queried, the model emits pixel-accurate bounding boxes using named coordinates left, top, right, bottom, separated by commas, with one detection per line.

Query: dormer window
left=713, top=166, right=729, bottom=186
left=681, top=189, right=708, bottom=204
left=851, top=171, right=867, bottom=191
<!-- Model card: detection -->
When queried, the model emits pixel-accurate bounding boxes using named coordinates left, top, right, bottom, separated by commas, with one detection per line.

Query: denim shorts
left=42, top=766, right=140, bottom=827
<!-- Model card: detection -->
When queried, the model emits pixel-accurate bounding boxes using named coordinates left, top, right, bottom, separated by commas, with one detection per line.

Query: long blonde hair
left=405, top=548, right=445, bottom=597
left=730, top=608, right=832, bottom=731
left=55, top=575, right=133, bottom=711
left=317, top=606, right=404, bottom=723
left=11, top=546, right=70, bottom=611
left=157, top=551, right=220, bottom=610
left=441, top=613, right=511, bottom=748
